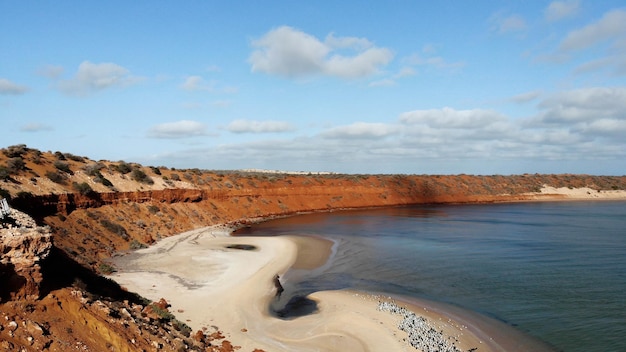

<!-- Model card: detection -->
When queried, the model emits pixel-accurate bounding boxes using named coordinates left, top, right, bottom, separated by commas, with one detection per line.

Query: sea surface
left=236, top=201, right=626, bottom=352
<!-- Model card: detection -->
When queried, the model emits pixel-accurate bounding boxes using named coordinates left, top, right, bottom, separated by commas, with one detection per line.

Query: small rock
left=7, top=321, right=18, bottom=331
left=25, top=320, right=44, bottom=337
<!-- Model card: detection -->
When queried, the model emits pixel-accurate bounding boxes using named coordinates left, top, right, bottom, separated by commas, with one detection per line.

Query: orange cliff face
left=2, top=145, right=626, bottom=269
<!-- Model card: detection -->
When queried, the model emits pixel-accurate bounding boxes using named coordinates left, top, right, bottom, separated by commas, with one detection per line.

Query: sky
left=1, top=1, right=625, bottom=175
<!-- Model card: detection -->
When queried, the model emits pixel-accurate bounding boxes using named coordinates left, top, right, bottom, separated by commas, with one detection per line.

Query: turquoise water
left=236, top=201, right=626, bottom=352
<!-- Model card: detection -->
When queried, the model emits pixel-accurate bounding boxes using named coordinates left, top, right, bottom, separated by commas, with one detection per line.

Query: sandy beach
left=537, top=185, right=626, bottom=200
left=109, top=225, right=556, bottom=351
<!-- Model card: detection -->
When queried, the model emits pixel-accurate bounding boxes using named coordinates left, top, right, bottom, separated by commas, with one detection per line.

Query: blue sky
left=2, top=1, right=625, bottom=174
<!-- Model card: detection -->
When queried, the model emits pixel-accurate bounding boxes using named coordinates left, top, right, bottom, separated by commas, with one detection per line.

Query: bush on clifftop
left=72, top=182, right=95, bottom=197
left=131, top=168, right=154, bottom=185
left=53, top=160, right=73, bottom=174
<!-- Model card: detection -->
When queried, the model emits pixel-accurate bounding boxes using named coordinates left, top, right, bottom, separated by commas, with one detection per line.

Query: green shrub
left=46, top=170, right=67, bottom=184
left=149, top=304, right=175, bottom=321
left=85, top=165, right=113, bottom=187
left=129, top=239, right=148, bottom=250
left=0, top=167, right=10, bottom=181
left=2, top=144, right=28, bottom=158
left=84, top=162, right=105, bottom=176
left=100, top=219, right=129, bottom=240
left=147, top=205, right=160, bottom=214
left=170, top=173, right=180, bottom=181
left=73, top=182, right=95, bottom=196
left=64, top=153, right=85, bottom=162
left=96, top=174, right=114, bottom=187
left=113, top=162, right=132, bottom=174
left=172, top=320, right=192, bottom=337
left=98, top=262, right=116, bottom=274
left=6, top=157, right=26, bottom=173
left=31, top=150, right=42, bottom=164
left=150, top=166, right=161, bottom=175
left=131, top=168, right=154, bottom=184
left=88, top=169, right=113, bottom=187
left=53, top=160, right=72, bottom=174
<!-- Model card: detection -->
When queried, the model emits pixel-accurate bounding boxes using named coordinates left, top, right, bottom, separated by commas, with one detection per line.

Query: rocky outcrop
left=1, top=209, right=53, bottom=301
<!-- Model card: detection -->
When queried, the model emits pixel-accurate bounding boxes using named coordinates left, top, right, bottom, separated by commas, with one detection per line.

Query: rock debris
left=378, top=301, right=468, bottom=352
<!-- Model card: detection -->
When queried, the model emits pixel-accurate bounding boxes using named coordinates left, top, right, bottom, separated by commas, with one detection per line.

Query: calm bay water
left=236, top=201, right=626, bottom=352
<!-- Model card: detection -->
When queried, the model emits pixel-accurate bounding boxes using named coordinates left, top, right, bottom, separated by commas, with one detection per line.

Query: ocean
left=235, top=201, right=626, bottom=352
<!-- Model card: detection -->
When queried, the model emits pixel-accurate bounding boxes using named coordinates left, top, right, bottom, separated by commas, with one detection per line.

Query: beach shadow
left=224, top=244, right=257, bottom=251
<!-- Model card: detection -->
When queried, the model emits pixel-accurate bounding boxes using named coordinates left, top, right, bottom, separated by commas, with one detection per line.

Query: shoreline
left=109, top=224, right=556, bottom=351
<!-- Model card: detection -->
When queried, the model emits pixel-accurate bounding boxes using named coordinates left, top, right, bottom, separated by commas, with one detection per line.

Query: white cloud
left=325, top=47, right=394, bottom=78
left=20, top=122, right=53, bottom=132
left=37, top=65, right=65, bottom=79
left=0, top=78, right=28, bottom=95
left=147, top=120, right=208, bottom=139
left=249, top=26, right=393, bottom=79
left=180, top=76, right=213, bottom=91
left=322, top=122, right=398, bottom=139
left=510, top=90, right=542, bottom=103
left=325, top=32, right=373, bottom=50
left=490, top=13, right=527, bottom=34
left=559, top=9, right=626, bottom=52
left=399, top=107, right=507, bottom=129
left=528, top=87, right=626, bottom=144
left=59, top=61, right=141, bottom=96
left=545, top=1, right=580, bottom=22
left=573, top=118, right=626, bottom=137
left=536, top=87, right=626, bottom=123
left=180, top=75, right=237, bottom=93
left=227, top=119, right=294, bottom=133
left=396, top=67, right=417, bottom=77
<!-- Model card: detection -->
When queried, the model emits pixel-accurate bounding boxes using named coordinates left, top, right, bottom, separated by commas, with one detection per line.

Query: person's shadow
left=270, top=275, right=319, bottom=319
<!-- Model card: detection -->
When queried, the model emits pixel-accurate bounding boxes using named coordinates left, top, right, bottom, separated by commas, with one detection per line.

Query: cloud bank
left=155, top=86, right=625, bottom=174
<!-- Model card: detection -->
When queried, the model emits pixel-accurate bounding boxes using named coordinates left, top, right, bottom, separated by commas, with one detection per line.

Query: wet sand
left=109, top=226, right=554, bottom=351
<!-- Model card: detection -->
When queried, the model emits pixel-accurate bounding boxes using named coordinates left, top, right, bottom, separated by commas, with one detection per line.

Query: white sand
left=537, top=186, right=626, bottom=199
left=109, top=226, right=549, bottom=351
